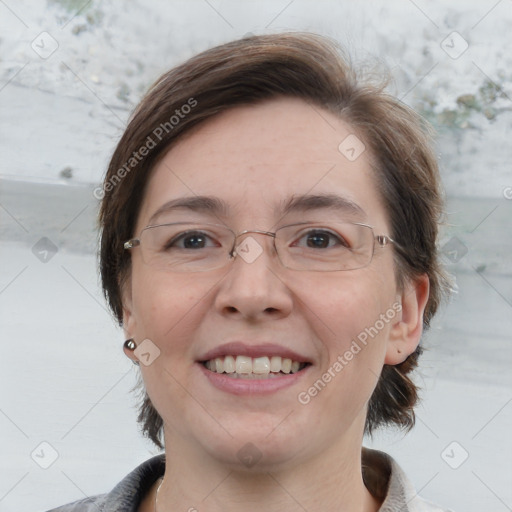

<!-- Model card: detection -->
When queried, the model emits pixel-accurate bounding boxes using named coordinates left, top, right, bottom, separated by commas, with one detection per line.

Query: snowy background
left=0, top=1, right=511, bottom=511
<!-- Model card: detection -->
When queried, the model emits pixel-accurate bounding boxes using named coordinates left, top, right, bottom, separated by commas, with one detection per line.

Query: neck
left=155, top=429, right=381, bottom=512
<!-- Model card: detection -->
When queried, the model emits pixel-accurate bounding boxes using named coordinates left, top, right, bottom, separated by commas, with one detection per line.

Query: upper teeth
left=205, top=355, right=303, bottom=375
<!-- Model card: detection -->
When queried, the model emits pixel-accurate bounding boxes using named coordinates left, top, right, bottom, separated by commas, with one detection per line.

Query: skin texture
left=123, top=97, right=429, bottom=512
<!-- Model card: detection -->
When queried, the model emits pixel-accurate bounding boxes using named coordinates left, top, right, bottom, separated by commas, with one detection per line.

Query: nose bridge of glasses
left=231, top=229, right=277, bottom=260
left=235, top=229, right=276, bottom=241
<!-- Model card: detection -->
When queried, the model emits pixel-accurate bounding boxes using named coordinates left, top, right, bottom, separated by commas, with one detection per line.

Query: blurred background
left=0, top=1, right=511, bottom=511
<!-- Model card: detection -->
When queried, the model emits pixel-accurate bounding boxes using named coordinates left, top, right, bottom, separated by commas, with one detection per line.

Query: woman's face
left=123, top=97, right=416, bottom=469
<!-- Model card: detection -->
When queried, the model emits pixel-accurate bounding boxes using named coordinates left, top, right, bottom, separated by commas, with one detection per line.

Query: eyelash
left=168, top=229, right=349, bottom=250
left=293, top=229, right=349, bottom=249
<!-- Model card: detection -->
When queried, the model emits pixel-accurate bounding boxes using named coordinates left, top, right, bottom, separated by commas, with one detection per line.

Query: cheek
left=301, top=269, right=396, bottom=392
left=302, top=269, right=393, bottom=343
left=290, top=271, right=397, bottom=439
left=130, top=266, right=214, bottom=352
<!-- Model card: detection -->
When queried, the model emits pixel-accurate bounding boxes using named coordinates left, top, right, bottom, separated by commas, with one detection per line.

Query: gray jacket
left=46, top=449, right=453, bottom=511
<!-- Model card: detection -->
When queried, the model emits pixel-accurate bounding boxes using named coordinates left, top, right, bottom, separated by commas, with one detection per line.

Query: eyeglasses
left=123, top=221, right=398, bottom=272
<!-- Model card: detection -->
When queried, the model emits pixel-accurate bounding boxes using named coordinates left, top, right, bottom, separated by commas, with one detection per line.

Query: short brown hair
left=99, top=32, right=451, bottom=449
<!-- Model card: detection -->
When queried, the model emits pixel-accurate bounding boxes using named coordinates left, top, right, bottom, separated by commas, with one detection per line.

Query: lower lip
left=197, top=363, right=309, bottom=395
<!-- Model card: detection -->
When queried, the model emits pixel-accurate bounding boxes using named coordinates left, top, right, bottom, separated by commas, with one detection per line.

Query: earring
left=124, top=338, right=140, bottom=366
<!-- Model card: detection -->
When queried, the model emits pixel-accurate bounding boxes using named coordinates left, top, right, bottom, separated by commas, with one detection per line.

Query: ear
left=385, top=273, right=430, bottom=365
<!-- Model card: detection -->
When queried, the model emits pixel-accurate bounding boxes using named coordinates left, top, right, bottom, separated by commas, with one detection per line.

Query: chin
left=194, top=414, right=308, bottom=471
left=214, top=440, right=305, bottom=473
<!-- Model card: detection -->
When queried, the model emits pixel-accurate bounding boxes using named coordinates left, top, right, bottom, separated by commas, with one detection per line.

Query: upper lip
left=198, top=342, right=311, bottom=363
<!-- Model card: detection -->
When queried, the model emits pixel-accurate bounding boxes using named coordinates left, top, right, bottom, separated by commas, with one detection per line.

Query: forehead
left=137, top=97, right=387, bottom=231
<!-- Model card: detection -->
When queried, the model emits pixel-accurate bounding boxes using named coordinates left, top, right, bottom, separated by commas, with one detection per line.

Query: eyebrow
left=148, top=196, right=229, bottom=225
left=148, top=193, right=367, bottom=225
left=279, top=193, right=367, bottom=220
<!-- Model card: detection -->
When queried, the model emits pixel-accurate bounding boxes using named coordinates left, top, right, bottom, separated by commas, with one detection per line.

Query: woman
left=50, top=33, right=452, bottom=511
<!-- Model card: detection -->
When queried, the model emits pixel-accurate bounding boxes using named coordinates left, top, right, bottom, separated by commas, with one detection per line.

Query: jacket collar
left=57, top=448, right=447, bottom=511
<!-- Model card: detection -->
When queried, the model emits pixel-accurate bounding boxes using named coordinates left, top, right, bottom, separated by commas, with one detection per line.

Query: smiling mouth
left=201, top=355, right=310, bottom=379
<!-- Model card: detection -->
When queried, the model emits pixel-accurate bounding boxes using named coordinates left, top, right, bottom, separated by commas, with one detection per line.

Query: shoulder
left=45, top=454, right=166, bottom=512
left=362, top=447, right=455, bottom=512
left=46, top=495, right=107, bottom=512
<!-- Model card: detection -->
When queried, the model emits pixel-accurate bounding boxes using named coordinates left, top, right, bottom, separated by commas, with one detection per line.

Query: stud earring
left=124, top=338, right=139, bottom=366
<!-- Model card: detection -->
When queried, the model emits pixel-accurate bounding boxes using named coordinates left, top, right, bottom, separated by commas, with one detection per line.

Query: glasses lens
left=140, top=223, right=234, bottom=272
left=275, top=222, right=374, bottom=271
left=135, top=221, right=375, bottom=272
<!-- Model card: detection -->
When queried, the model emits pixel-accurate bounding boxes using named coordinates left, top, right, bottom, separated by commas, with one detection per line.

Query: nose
left=213, top=231, right=293, bottom=321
